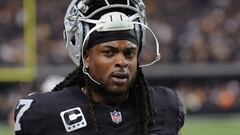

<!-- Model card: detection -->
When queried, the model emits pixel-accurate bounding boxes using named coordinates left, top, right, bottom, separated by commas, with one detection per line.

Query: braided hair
left=52, top=62, right=153, bottom=135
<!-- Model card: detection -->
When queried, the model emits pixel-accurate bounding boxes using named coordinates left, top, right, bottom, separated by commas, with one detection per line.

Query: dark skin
left=83, top=40, right=138, bottom=106
left=84, top=40, right=183, bottom=134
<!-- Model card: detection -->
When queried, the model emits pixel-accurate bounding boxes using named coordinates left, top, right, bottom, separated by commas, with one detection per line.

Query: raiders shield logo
left=110, top=110, right=122, bottom=124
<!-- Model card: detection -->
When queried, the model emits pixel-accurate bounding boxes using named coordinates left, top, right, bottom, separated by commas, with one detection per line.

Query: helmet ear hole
left=63, top=30, right=67, bottom=44
left=71, top=36, right=76, bottom=46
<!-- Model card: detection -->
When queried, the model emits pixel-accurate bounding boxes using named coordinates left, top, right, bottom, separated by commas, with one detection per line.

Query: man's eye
left=125, top=50, right=136, bottom=58
left=104, top=50, right=114, bottom=56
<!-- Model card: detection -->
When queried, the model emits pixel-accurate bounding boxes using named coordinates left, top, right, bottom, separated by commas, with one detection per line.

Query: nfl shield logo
left=110, top=110, right=122, bottom=124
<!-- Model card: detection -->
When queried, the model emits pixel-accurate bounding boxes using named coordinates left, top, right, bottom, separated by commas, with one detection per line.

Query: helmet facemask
left=63, top=0, right=161, bottom=84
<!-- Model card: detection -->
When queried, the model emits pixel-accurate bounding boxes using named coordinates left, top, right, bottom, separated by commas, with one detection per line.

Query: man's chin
left=88, top=80, right=129, bottom=97
left=102, top=86, right=129, bottom=97
left=87, top=77, right=134, bottom=97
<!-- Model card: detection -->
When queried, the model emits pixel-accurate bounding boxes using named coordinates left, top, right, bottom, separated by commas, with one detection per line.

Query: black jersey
left=14, top=86, right=185, bottom=135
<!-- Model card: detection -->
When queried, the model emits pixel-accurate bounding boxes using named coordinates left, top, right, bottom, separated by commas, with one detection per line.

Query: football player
left=14, top=0, right=185, bottom=135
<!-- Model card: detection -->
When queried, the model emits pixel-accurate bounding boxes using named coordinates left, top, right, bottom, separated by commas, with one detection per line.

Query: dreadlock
left=136, top=66, right=154, bottom=135
left=52, top=64, right=153, bottom=135
left=52, top=63, right=99, bottom=132
left=85, top=80, right=99, bottom=132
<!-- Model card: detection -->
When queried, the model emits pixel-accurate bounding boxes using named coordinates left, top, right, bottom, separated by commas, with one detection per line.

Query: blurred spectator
left=177, top=80, right=240, bottom=113
left=1, top=0, right=240, bottom=66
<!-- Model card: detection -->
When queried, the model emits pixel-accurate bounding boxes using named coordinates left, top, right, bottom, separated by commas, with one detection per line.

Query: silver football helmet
left=63, top=0, right=160, bottom=67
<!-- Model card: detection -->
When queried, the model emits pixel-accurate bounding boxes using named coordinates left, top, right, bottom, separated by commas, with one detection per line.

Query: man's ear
left=83, top=50, right=90, bottom=67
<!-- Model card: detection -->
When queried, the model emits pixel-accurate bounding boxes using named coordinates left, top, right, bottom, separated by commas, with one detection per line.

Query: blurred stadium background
left=1, top=0, right=240, bottom=134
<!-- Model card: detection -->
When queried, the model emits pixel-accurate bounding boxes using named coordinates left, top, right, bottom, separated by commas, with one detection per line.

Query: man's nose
left=116, top=54, right=128, bottom=68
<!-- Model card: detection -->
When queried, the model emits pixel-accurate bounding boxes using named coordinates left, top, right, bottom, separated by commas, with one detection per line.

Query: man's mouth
left=111, top=72, right=129, bottom=85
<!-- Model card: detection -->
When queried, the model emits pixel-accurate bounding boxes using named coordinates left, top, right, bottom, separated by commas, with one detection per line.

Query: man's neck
left=90, top=90, right=129, bottom=107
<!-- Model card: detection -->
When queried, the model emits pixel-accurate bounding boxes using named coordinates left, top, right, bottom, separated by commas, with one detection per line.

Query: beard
left=86, top=73, right=136, bottom=97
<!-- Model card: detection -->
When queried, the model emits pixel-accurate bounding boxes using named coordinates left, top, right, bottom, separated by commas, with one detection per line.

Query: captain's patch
left=60, top=107, right=87, bottom=132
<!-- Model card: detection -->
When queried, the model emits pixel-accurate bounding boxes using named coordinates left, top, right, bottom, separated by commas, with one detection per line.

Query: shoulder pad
left=148, top=86, right=180, bottom=110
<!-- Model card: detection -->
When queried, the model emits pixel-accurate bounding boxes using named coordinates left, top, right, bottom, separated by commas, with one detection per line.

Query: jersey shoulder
left=18, top=85, right=87, bottom=115
left=148, top=86, right=185, bottom=133
left=14, top=86, right=88, bottom=133
left=149, top=86, right=181, bottom=110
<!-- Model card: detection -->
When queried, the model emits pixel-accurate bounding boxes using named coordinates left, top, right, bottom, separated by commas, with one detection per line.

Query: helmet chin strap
left=82, top=24, right=104, bottom=85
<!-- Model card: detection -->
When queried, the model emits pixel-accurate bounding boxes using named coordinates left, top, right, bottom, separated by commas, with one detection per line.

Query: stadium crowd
left=1, top=0, right=240, bottom=122
left=1, top=0, right=240, bottom=65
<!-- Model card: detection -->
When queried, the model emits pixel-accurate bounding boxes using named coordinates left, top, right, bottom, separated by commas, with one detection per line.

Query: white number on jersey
left=14, top=99, right=33, bottom=131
